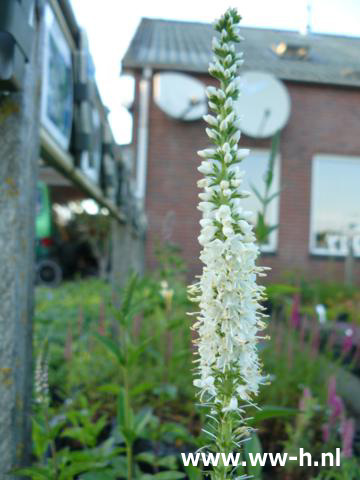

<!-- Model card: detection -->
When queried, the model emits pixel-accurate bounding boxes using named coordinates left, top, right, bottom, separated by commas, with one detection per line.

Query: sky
left=70, top=0, right=360, bottom=144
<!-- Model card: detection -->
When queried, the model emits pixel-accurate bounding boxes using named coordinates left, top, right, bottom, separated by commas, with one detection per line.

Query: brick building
left=122, top=18, right=360, bottom=282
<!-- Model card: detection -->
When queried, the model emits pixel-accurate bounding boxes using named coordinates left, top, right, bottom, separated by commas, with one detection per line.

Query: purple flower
left=327, top=376, right=337, bottom=405
left=290, top=294, right=301, bottom=329
left=327, top=376, right=344, bottom=424
left=322, top=423, right=330, bottom=443
left=342, top=332, right=353, bottom=356
left=341, top=418, right=355, bottom=458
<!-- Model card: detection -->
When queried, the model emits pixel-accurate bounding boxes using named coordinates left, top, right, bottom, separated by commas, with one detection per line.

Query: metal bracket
left=0, top=1, right=34, bottom=61
left=74, top=132, right=92, bottom=151
left=0, top=1, right=34, bottom=90
left=102, top=142, right=114, bottom=156
left=74, top=82, right=92, bottom=103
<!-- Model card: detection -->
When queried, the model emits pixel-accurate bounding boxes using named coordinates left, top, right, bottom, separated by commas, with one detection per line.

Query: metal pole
left=0, top=2, right=43, bottom=477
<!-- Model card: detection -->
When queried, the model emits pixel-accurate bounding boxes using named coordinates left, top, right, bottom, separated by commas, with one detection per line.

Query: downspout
left=136, top=67, right=152, bottom=207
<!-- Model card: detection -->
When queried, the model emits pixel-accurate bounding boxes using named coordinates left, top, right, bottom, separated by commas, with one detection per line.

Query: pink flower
left=322, top=423, right=330, bottom=443
left=327, top=376, right=344, bottom=424
left=342, top=333, right=353, bottom=356
left=299, top=320, right=306, bottom=348
left=98, top=301, right=106, bottom=336
left=330, top=395, right=344, bottom=422
left=327, top=376, right=337, bottom=405
left=65, top=322, right=73, bottom=362
left=341, top=418, right=355, bottom=458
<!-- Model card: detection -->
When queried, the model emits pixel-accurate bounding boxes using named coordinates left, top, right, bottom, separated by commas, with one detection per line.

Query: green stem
left=123, top=363, right=133, bottom=480
left=213, top=409, right=234, bottom=480
left=44, top=407, right=58, bottom=479
left=126, top=441, right=133, bottom=480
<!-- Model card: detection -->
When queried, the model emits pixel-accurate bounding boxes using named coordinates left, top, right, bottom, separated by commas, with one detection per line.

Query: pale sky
left=70, top=0, right=360, bottom=144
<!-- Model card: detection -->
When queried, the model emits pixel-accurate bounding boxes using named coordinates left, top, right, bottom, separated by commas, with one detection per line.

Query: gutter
left=40, top=127, right=126, bottom=224
left=135, top=67, right=152, bottom=207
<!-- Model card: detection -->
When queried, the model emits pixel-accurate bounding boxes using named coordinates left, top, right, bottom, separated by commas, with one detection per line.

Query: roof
left=122, top=18, right=360, bottom=87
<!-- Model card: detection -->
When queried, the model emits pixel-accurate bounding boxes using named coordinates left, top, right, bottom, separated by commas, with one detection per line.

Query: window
left=240, top=149, right=280, bottom=252
left=271, top=42, right=310, bottom=60
left=310, top=154, right=360, bottom=256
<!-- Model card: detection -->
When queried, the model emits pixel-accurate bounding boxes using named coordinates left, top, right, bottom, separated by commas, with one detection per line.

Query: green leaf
left=136, top=451, right=156, bottom=465
left=152, top=472, right=186, bottom=480
left=264, top=189, right=281, bottom=205
left=251, top=406, right=299, bottom=424
left=244, top=432, right=262, bottom=478
left=130, top=381, right=154, bottom=397
left=10, top=466, right=53, bottom=479
left=117, top=388, right=135, bottom=444
left=97, top=383, right=121, bottom=395
left=93, top=333, right=124, bottom=366
left=80, top=473, right=116, bottom=480
left=184, top=464, right=203, bottom=480
left=117, top=388, right=126, bottom=429
left=265, top=130, right=280, bottom=188
left=135, top=408, right=153, bottom=436
left=157, top=455, right=178, bottom=470
left=121, top=273, right=138, bottom=318
left=32, top=417, right=50, bottom=460
left=250, top=183, right=264, bottom=204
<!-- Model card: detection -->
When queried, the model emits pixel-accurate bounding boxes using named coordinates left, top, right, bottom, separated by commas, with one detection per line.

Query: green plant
left=251, top=131, right=281, bottom=246
left=14, top=373, right=123, bottom=479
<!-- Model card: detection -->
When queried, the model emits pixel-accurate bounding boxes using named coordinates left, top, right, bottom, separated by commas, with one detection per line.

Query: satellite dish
left=153, top=72, right=207, bottom=121
left=235, top=71, right=291, bottom=138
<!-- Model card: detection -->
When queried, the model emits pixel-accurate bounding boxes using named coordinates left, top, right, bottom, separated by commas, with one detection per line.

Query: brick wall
left=132, top=71, right=360, bottom=283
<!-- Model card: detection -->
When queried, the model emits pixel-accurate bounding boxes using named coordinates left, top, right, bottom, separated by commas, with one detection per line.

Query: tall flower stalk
left=188, top=8, right=268, bottom=479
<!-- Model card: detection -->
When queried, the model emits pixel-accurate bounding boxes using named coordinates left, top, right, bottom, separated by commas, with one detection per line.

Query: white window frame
left=41, top=4, right=73, bottom=152
left=242, top=148, right=281, bottom=253
left=309, top=153, right=360, bottom=257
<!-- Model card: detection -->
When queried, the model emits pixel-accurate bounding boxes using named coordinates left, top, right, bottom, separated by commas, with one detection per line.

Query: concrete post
left=111, top=220, right=145, bottom=293
left=0, top=4, right=43, bottom=477
left=111, top=220, right=131, bottom=292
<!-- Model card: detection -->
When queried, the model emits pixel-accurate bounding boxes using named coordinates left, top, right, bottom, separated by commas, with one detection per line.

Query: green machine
left=35, top=181, right=62, bottom=285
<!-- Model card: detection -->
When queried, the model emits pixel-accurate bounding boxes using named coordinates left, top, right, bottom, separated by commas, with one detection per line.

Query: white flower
left=197, top=201, right=215, bottom=213
left=236, top=149, right=250, bottom=160
left=198, top=148, right=217, bottom=158
left=189, top=7, right=268, bottom=453
left=222, top=397, right=238, bottom=412
left=198, top=161, right=214, bottom=175
left=199, top=225, right=217, bottom=245
left=231, top=130, right=241, bottom=143
left=224, top=152, right=232, bottom=164
left=206, top=128, right=218, bottom=140
left=197, top=178, right=209, bottom=188
left=199, top=191, right=213, bottom=201
left=215, top=204, right=232, bottom=222
left=223, top=225, right=234, bottom=237
left=224, top=97, right=233, bottom=109
left=203, top=115, right=218, bottom=127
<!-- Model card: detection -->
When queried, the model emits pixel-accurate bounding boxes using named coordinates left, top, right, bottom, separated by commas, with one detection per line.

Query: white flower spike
left=188, top=8, right=269, bottom=477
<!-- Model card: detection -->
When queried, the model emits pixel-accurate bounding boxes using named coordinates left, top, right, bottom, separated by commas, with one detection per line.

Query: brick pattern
left=132, top=71, right=360, bottom=283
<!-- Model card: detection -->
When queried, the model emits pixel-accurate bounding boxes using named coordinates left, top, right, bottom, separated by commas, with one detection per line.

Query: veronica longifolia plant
left=188, top=8, right=269, bottom=478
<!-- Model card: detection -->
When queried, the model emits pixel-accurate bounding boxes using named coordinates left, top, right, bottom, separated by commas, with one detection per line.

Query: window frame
left=241, top=147, right=281, bottom=253
left=309, top=153, right=360, bottom=257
